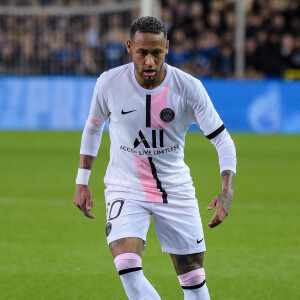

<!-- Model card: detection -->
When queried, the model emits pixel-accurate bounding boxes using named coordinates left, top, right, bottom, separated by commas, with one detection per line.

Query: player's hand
left=207, top=192, right=232, bottom=228
left=73, top=185, right=95, bottom=219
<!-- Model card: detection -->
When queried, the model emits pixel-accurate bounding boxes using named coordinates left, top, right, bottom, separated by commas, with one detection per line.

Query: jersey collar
left=130, top=63, right=171, bottom=95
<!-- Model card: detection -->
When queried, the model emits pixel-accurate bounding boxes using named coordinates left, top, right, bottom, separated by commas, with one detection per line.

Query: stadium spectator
left=19, top=32, right=36, bottom=75
left=245, top=37, right=261, bottom=78
left=161, top=7, right=173, bottom=33
left=192, top=31, right=220, bottom=77
left=223, top=10, right=235, bottom=32
left=258, top=31, right=283, bottom=77
left=206, top=10, right=223, bottom=35
left=167, top=28, right=192, bottom=72
left=1, top=41, right=16, bottom=72
left=85, top=16, right=101, bottom=50
left=77, top=47, right=99, bottom=75
left=218, top=43, right=233, bottom=78
left=289, top=36, right=300, bottom=69
left=102, top=14, right=129, bottom=69
left=280, top=33, right=294, bottom=70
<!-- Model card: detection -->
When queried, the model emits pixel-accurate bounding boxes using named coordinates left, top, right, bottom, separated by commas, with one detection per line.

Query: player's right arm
left=74, top=154, right=96, bottom=219
left=73, top=76, right=109, bottom=219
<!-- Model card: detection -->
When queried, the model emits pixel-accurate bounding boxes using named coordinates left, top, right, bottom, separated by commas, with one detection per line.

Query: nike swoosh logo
left=197, top=238, right=204, bottom=244
left=121, top=109, right=137, bottom=115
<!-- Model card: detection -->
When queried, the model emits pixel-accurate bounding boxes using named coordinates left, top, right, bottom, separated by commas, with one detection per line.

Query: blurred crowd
left=163, top=0, right=300, bottom=78
left=0, top=0, right=300, bottom=78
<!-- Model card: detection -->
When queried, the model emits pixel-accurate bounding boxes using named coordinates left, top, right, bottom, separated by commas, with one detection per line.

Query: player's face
left=127, top=31, right=169, bottom=89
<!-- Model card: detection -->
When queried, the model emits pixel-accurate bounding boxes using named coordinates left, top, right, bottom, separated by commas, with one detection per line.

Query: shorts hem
left=161, top=245, right=206, bottom=255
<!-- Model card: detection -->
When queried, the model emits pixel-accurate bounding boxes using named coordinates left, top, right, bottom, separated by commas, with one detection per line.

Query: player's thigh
left=170, top=252, right=204, bottom=275
left=106, top=199, right=152, bottom=257
left=109, top=237, right=144, bottom=258
left=152, top=203, right=206, bottom=255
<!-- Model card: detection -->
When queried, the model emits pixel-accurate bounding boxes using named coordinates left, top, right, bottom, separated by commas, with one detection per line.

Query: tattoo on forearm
left=221, top=170, right=235, bottom=192
left=222, top=170, right=235, bottom=190
left=219, top=170, right=236, bottom=214
left=80, top=155, right=96, bottom=170
left=222, top=170, right=230, bottom=178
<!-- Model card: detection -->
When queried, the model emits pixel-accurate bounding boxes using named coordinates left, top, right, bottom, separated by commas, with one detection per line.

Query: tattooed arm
left=207, top=170, right=235, bottom=228
left=78, top=154, right=96, bottom=170
left=73, top=154, right=96, bottom=219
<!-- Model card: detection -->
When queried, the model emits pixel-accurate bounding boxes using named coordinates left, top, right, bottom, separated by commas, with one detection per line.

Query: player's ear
left=127, top=40, right=132, bottom=54
left=165, top=40, right=169, bottom=55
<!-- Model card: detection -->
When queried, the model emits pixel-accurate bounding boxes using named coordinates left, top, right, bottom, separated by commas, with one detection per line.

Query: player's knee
left=178, top=268, right=206, bottom=290
left=114, top=253, right=142, bottom=275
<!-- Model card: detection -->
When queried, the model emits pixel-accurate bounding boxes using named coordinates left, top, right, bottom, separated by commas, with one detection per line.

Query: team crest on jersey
left=160, top=108, right=175, bottom=123
left=106, top=222, right=112, bottom=237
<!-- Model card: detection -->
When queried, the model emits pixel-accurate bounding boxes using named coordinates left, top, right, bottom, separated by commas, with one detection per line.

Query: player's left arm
left=206, top=127, right=237, bottom=228
left=207, top=170, right=235, bottom=228
left=186, top=78, right=237, bottom=227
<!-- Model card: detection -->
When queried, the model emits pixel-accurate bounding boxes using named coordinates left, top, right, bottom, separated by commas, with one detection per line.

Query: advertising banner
left=0, top=77, right=299, bottom=133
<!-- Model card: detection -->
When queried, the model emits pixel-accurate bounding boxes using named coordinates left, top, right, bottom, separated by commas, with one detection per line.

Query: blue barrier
left=0, top=76, right=299, bottom=133
left=201, top=80, right=300, bottom=134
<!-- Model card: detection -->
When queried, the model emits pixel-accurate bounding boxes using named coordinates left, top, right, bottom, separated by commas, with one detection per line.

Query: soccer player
left=74, top=16, right=236, bottom=300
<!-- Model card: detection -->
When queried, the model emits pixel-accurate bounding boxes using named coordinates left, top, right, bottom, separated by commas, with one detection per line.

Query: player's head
left=129, top=16, right=167, bottom=41
left=127, top=16, right=169, bottom=89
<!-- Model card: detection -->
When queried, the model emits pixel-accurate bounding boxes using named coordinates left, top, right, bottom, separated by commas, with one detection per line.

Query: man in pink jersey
left=74, top=16, right=236, bottom=300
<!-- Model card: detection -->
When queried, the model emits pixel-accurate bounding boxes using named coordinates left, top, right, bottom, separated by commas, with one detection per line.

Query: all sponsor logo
left=119, top=129, right=179, bottom=156
left=134, top=129, right=164, bottom=148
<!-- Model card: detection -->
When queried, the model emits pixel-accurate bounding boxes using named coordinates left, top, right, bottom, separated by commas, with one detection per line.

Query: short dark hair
left=130, top=16, right=167, bottom=41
